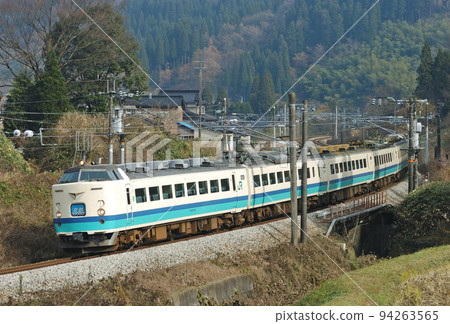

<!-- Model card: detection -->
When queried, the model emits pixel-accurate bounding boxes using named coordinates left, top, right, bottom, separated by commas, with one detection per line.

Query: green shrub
left=389, top=182, right=450, bottom=256
left=0, top=133, right=33, bottom=173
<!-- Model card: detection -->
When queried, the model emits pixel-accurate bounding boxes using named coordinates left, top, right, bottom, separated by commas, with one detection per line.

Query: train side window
left=348, top=161, right=352, bottom=171
left=199, top=181, right=208, bottom=195
left=339, top=163, right=343, bottom=173
left=335, top=163, right=339, bottom=174
left=232, top=175, right=236, bottom=191
left=277, top=171, right=284, bottom=183
left=312, top=167, right=315, bottom=177
left=352, top=160, right=356, bottom=170
left=135, top=188, right=147, bottom=203
left=317, top=166, right=320, bottom=177
left=344, top=162, right=348, bottom=172
left=359, top=159, right=363, bottom=168
left=284, top=171, right=290, bottom=182
left=261, top=174, right=268, bottom=186
left=221, top=179, right=230, bottom=192
left=210, top=180, right=219, bottom=193
left=307, top=168, right=311, bottom=179
left=187, top=182, right=197, bottom=196
left=356, top=160, right=360, bottom=169
left=149, top=186, right=160, bottom=201
left=330, top=165, right=335, bottom=175
left=298, top=168, right=302, bottom=180
left=126, top=188, right=131, bottom=205
left=162, top=185, right=173, bottom=199
left=253, top=175, right=261, bottom=187
left=364, top=159, right=367, bottom=168
left=269, top=173, right=276, bottom=185
left=175, top=183, right=185, bottom=198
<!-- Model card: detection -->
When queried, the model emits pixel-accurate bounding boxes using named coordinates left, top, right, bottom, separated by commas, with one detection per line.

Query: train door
left=125, top=184, right=133, bottom=223
left=231, top=172, right=239, bottom=212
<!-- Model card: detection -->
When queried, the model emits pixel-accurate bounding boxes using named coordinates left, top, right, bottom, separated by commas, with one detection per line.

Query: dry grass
left=0, top=171, right=63, bottom=268
left=398, top=265, right=450, bottom=306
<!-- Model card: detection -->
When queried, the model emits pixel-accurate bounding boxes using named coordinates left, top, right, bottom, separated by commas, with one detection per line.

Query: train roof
left=68, top=140, right=406, bottom=179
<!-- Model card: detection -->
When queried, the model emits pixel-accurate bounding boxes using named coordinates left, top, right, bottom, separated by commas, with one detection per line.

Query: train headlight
left=56, top=211, right=62, bottom=218
left=97, top=208, right=106, bottom=217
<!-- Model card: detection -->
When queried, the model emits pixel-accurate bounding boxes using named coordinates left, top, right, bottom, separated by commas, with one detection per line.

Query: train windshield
left=59, top=170, right=80, bottom=184
left=79, top=170, right=116, bottom=182
left=58, top=169, right=122, bottom=183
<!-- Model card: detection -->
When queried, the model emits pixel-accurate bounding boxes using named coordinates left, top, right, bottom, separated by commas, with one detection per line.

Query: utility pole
left=222, top=98, right=228, bottom=160
left=435, top=103, right=442, bottom=160
left=195, top=61, right=205, bottom=139
left=334, top=106, right=338, bottom=141
left=272, top=106, right=276, bottom=148
left=108, top=80, right=115, bottom=165
left=120, top=134, right=125, bottom=164
left=341, top=107, right=346, bottom=144
left=425, top=102, right=429, bottom=172
left=289, top=93, right=298, bottom=247
left=301, top=100, right=308, bottom=244
left=408, top=100, right=415, bottom=193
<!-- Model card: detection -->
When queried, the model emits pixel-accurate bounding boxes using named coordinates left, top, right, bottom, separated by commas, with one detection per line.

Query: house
left=123, top=89, right=218, bottom=139
left=158, top=89, right=200, bottom=114
left=123, top=94, right=183, bottom=135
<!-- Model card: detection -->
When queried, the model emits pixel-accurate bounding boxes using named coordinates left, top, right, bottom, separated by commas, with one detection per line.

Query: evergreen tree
left=431, top=48, right=450, bottom=104
left=249, top=74, right=260, bottom=113
left=3, top=72, right=35, bottom=133
left=415, top=40, right=433, bottom=99
left=259, top=70, right=276, bottom=114
left=216, top=87, right=228, bottom=106
left=202, top=86, right=214, bottom=106
left=33, top=47, right=72, bottom=129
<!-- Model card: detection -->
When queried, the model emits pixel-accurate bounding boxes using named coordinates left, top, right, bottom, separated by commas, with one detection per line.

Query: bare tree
left=0, top=0, right=123, bottom=80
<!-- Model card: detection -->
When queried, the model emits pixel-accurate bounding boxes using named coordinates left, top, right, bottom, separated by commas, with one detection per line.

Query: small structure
left=178, top=121, right=195, bottom=139
left=123, top=94, right=184, bottom=136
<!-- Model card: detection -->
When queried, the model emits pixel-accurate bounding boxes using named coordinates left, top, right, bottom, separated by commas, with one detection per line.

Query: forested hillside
left=124, top=0, right=450, bottom=109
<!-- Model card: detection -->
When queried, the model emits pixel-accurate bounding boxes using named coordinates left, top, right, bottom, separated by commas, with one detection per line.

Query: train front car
left=52, top=165, right=128, bottom=254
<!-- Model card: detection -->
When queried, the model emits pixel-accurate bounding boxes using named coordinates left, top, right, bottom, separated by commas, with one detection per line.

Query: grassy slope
left=0, top=133, right=63, bottom=267
left=296, top=245, right=450, bottom=306
left=0, top=132, right=32, bottom=173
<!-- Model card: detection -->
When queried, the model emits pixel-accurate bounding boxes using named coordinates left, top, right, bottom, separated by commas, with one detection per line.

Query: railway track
left=0, top=257, right=88, bottom=276
left=0, top=213, right=291, bottom=276
left=0, top=177, right=404, bottom=277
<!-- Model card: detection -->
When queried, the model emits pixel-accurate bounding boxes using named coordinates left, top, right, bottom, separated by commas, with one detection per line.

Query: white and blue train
left=52, top=141, right=408, bottom=253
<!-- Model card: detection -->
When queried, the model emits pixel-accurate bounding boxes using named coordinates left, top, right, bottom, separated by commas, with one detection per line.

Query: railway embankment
left=5, top=177, right=448, bottom=306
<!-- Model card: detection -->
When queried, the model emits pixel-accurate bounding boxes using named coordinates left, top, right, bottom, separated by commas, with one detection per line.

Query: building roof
left=158, top=90, right=199, bottom=105
left=123, top=95, right=183, bottom=108
left=177, top=121, right=195, bottom=131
